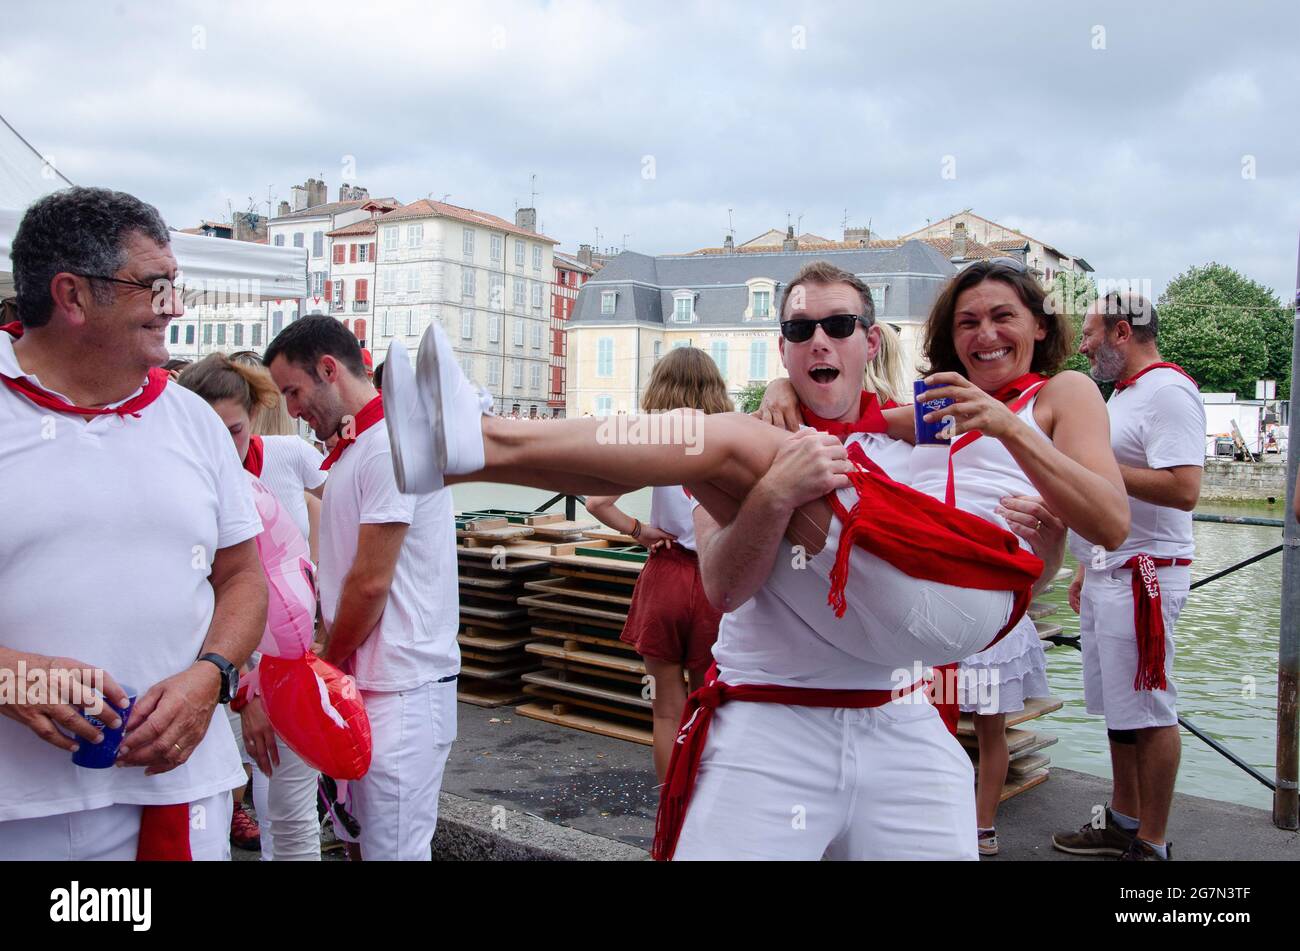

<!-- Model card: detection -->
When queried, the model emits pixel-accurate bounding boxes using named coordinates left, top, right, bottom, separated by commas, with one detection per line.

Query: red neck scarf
left=799, top=390, right=888, bottom=440
left=243, top=434, right=265, bottom=477
left=945, top=372, right=1049, bottom=506
left=320, top=395, right=384, bottom=471
left=0, top=321, right=168, bottom=419
left=1115, top=362, right=1197, bottom=392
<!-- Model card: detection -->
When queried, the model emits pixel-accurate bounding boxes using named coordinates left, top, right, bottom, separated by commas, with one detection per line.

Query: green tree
left=736, top=380, right=768, bottom=413
left=1046, top=271, right=1097, bottom=378
left=1158, top=279, right=1267, bottom=396
left=1160, top=263, right=1290, bottom=396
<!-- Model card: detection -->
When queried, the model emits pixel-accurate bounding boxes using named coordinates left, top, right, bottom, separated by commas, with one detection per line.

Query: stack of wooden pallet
left=511, top=538, right=655, bottom=745
left=957, top=572, right=1069, bottom=800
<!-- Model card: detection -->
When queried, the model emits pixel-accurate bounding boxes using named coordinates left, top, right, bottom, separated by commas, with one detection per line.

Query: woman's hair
left=161, top=358, right=192, bottom=373
left=921, top=260, right=1074, bottom=377
left=641, top=346, right=734, bottom=414
left=176, top=352, right=280, bottom=416
left=226, top=350, right=299, bottom=435
left=863, top=322, right=910, bottom=405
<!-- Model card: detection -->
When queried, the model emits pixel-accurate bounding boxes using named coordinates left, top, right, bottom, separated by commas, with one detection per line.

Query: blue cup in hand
left=71, top=685, right=137, bottom=769
left=914, top=380, right=955, bottom=445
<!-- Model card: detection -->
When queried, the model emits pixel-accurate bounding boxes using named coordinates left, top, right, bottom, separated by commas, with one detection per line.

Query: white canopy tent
left=0, top=114, right=306, bottom=303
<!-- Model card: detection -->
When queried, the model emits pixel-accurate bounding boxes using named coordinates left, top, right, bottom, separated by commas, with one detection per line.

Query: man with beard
left=1054, top=291, right=1204, bottom=861
left=264, top=317, right=459, bottom=861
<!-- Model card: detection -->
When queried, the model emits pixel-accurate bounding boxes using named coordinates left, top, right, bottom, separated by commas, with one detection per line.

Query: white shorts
left=762, top=532, right=1015, bottom=670
left=673, top=696, right=977, bottom=860
left=0, top=792, right=233, bottom=861
left=349, top=679, right=457, bottom=861
left=1079, top=565, right=1189, bottom=730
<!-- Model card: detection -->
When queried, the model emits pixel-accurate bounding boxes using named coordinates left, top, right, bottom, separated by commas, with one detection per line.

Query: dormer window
left=600, top=291, right=617, bottom=315
left=745, top=278, right=777, bottom=320
left=672, top=290, right=695, bottom=323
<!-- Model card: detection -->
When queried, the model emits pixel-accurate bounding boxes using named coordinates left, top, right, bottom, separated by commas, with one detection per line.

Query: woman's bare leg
left=645, top=657, right=688, bottom=784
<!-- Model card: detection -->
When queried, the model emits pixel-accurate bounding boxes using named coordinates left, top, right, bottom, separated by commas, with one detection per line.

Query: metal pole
left=1275, top=232, right=1300, bottom=829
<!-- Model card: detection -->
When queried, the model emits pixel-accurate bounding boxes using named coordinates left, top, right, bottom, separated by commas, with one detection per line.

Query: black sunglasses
left=779, top=313, right=868, bottom=343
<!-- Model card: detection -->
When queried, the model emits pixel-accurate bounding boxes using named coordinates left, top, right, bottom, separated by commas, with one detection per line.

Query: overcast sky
left=3, top=0, right=1298, bottom=298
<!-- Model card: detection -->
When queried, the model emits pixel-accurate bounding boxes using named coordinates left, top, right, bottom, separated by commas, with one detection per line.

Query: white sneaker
left=382, top=337, right=441, bottom=494
left=415, top=322, right=489, bottom=474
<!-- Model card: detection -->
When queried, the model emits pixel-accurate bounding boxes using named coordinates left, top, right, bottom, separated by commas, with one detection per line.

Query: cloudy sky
left=3, top=0, right=1297, bottom=298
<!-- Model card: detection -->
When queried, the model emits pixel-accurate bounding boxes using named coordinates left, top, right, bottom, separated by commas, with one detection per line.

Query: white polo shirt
left=259, top=434, right=326, bottom=541
left=1068, top=367, right=1205, bottom=569
left=0, top=334, right=261, bottom=822
left=317, top=418, right=459, bottom=691
left=704, top=431, right=915, bottom=690
left=650, top=486, right=698, bottom=551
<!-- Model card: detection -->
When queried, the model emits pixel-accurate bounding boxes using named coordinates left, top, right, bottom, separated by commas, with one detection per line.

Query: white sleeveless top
left=650, top=484, right=697, bottom=551
left=907, top=393, right=1050, bottom=550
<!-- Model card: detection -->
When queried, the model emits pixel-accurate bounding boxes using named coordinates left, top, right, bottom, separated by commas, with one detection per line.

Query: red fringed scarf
left=320, top=395, right=384, bottom=471
left=1115, top=362, right=1197, bottom=392
left=799, top=390, right=889, bottom=439
left=136, top=804, right=193, bottom=861
left=1123, top=554, right=1191, bottom=691
left=1, top=321, right=168, bottom=418
left=243, top=433, right=265, bottom=477
left=944, top=373, right=1048, bottom=506
left=652, top=664, right=921, bottom=861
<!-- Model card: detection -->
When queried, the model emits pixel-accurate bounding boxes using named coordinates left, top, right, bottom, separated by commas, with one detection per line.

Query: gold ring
left=173, top=743, right=184, bottom=753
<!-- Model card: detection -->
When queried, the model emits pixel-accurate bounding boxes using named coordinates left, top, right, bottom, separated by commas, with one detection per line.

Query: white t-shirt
left=259, top=434, right=327, bottom=541
left=650, top=485, right=698, bottom=551
left=317, top=418, right=459, bottom=691
left=1068, top=368, right=1204, bottom=569
left=0, top=335, right=261, bottom=822
left=704, top=430, right=915, bottom=690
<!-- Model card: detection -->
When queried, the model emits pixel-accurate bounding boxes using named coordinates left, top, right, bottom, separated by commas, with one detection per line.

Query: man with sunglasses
left=0, top=187, right=266, bottom=860
left=672, top=261, right=977, bottom=860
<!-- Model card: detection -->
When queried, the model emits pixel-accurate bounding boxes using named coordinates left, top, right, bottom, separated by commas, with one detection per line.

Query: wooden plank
left=523, top=576, right=635, bottom=607
left=524, top=514, right=565, bottom=526
left=526, top=641, right=645, bottom=674
left=1006, top=753, right=1051, bottom=778
left=518, top=592, right=629, bottom=624
left=956, top=696, right=1062, bottom=736
left=1035, top=621, right=1063, bottom=640
left=458, top=630, right=536, bottom=651
left=459, top=587, right=521, bottom=603
left=515, top=701, right=652, bottom=746
left=1027, top=601, right=1058, bottom=620
left=456, top=573, right=517, bottom=590
left=996, top=767, right=1049, bottom=802
left=527, top=608, right=624, bottom=633
left=542, top=659, right=647, bottom=686
left=455, top=545, right=550, bottom=567
left=459, top=659, right=542, bottom=680
left=457, top=679, right=530, bottom=708
left=523, top=685, right=654, bottom=722
left=459, top=602, right=528, bottom=621
left=957, top=726, right=1048, bottom=755
left=531, top=624, right=635, bottom=653
left=552, top=566, right=639, bottom=589
left=522, top=669, right=651, bottom=710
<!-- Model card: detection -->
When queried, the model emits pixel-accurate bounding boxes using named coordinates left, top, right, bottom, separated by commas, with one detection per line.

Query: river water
left=451, top=484, right=1287, bottom=811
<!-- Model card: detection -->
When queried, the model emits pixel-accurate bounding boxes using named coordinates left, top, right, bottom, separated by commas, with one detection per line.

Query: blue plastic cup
left=914, top=380, right=956, bottom=445
left=71, top=684, right=137, bottom=769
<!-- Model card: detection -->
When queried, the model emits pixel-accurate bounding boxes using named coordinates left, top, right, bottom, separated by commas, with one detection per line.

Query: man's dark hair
left=263, top=315, right=367, bottom=379
left=1098, top=291, right=1158, bottom=343
left=12, top=186, right=171, bottom=328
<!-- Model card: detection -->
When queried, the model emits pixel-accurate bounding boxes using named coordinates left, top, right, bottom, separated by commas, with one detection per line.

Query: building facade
left=900, top=209, right=1093, bottom=281
left=549, top=251, right=596, bottom=416
left=370, top=200, right=558, bottom=416
left=566, top=241, right=958, bottom=416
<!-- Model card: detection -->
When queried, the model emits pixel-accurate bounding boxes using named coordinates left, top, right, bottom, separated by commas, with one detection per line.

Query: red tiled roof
left=686, top=234, right=1017, bottom=261
left=375, top=199, right=558, bottom=244
left=327, top=219, right=378, bottom=237
left=271, top=197, right=399, bottom=222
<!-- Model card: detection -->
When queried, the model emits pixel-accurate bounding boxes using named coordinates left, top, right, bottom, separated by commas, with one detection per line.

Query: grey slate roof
left=570, top=240, right=957, bottom=329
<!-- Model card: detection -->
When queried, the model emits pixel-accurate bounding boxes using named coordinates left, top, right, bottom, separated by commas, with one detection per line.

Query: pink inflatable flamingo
left=235, top=477, right=372, bottom=780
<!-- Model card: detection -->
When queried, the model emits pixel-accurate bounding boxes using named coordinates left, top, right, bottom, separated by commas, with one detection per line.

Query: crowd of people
left=0, top=186, right=1206, bottom=862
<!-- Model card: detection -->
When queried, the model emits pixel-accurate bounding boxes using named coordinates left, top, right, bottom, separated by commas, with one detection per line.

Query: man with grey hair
left=1054, top=291, right=1205, bottom=861
left=0, top=186, right=266, bottom=860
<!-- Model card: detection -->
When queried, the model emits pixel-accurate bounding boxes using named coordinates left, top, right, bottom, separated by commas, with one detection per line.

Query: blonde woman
left=585, top=347, right=734, bottom=782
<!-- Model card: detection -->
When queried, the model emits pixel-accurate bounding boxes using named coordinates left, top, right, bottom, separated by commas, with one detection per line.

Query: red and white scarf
left=320, top=395, right=384, bottom=471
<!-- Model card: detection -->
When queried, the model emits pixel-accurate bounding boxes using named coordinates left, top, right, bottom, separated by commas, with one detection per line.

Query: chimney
left=515, top=207, right=537, bottom=233
left=723, top=234, right=734, bottom=253
left=306, top=178, right=327, bottom=208
left=339, top=183, right=370, bottom=202
left=277, top=200, right=291, bottom=218
left=577, top=244, right=593, bottom=267
left=952, top=221, right=968, bottom=260
left=844, top=226, right=872, bottom=246
left=291, top=185, right=308, bottom=212
left=782, top=226, right=798, bottom=252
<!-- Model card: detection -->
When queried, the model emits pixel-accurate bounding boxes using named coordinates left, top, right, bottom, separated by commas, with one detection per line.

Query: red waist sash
left=1120, top=555, right=1192, bottom=691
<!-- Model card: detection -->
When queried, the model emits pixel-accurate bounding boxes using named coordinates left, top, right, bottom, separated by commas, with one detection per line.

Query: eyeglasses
left=72, top=273, right=190, bottom=299
left=779, top=313, right=868, bottom=343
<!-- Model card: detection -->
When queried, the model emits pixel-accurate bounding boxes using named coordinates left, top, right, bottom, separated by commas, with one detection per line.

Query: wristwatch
left=197, top=653, right=239, bottom=705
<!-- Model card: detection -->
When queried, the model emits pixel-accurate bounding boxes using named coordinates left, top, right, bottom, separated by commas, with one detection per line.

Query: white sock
left=1110, top=807, right=1139, bottom=832
left=1138, top=838, right=1168, bottom=858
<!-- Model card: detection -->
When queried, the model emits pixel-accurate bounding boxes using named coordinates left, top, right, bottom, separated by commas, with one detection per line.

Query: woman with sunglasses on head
left=760, top=257, right=1128, bottom=854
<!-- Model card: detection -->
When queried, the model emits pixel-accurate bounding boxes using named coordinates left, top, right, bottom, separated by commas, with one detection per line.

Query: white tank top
left=907, top=395, right=1049, bottom=550
left=650, top=484, right=697, bottom=551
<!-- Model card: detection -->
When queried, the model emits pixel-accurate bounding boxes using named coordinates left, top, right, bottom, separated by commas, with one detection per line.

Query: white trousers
left=673, top=696, right=977, bottom=860
left=349, top=679, right=457, bottom=861
left=1080, top=565, right=1189, bottom=730
left=0, top=792, right=233, bottom=861
left=251, top=742, right=321, bottom=862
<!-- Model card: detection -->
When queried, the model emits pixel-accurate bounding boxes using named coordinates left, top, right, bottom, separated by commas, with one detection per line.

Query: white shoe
left=415, top=322, right=490, bottom=476
left=382, top=338, right=442, bottom=494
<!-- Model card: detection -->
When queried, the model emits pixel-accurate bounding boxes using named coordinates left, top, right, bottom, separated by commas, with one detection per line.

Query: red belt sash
left=137, top=803, right=193, bottom=861
left=651, top=664, right=921, bottom=861
left=1121, top=554, right=1191, bottom=691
